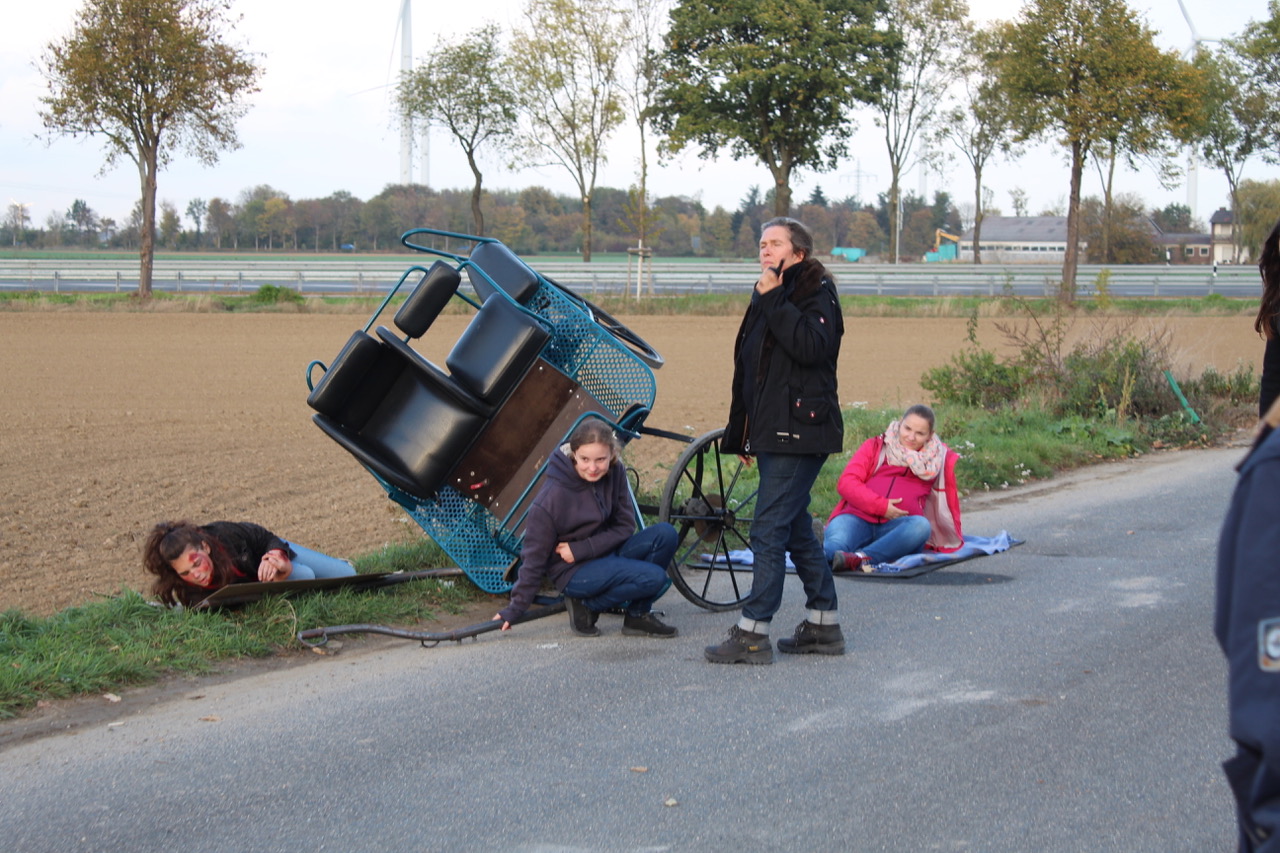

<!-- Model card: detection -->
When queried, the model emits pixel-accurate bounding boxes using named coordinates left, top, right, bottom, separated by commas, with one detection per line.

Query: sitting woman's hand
left=882, top=498, right=908, bottom=520
left=491, top=614, right=511, bottom=631
left=555, top=542, right=576, bottom=564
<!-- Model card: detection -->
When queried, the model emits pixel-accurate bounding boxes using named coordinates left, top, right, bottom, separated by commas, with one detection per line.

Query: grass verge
left=0, top=540, right=487, bottom=720
left=2, top=398, right=1249, bottom=722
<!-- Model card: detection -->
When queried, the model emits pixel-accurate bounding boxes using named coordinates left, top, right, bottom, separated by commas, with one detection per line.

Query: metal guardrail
left=0, top=258, right=1260, bottom=299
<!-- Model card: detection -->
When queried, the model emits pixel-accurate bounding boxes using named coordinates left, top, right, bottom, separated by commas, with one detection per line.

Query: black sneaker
left=564, top=597, right=600, bottom=637
left=621, top=612, right=678, bottom=638
left=704, top=625, right=773, bottom=664
left=777, top=620, right=846, bottom=656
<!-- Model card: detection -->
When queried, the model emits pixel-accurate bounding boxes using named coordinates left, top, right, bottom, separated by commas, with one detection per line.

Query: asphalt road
left=0, top=447, right=1242, bottom=852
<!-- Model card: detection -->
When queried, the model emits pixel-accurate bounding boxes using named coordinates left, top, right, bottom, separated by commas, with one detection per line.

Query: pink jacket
left=827, top=436, right=964, bottom=553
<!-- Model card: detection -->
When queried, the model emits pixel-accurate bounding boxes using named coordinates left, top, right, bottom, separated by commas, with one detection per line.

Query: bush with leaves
left=918, top=293, right=1255, bottom=446
left=249, top=284, right=304, bottom=306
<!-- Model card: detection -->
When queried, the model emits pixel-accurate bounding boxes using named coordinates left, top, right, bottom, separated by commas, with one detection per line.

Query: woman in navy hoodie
left=494, top=419, right=678, bottom=638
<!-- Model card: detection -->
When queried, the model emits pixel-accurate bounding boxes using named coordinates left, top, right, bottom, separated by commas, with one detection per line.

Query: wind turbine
left=1175, top=0, right=1220, bottom=220
left=395, top=0, right=414, bottom=185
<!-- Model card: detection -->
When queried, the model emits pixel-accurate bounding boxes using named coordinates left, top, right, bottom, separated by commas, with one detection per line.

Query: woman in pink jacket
left=823, top=404, right=963, bottom=572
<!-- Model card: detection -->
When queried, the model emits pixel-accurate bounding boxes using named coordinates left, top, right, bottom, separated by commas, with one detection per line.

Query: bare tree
left=875, top=0, right=971, bottom=263
left=398, top=23, right=517, bottom=237
left=931, top=27, right=1020, bottom=264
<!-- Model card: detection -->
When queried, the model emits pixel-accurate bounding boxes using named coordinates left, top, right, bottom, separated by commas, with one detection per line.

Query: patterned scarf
left=882, top=419, right=945, bottom=480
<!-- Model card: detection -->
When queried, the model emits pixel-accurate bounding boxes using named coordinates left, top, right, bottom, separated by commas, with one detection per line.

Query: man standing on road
left=704, top=217, right=845, bottom=665
left=1217, top=401, right=1280, bottom=851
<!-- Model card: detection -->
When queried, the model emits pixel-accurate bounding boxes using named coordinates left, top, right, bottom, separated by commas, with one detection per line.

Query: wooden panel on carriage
left=447, top=357, right=612, bottom=521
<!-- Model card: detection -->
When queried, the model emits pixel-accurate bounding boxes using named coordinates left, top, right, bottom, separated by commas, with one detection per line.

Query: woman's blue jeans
left=284, top=542, right=357, bottom=581
left=821, top=513, right=931, bottom=566
left=562, top=522, right=677, bottom=616
left=740, top=452, right=836, bottom=625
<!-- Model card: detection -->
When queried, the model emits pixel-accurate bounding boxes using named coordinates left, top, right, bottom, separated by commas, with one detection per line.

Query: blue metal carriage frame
left=306, top=227, right=659, bottom=595
left=300, top=225, right=766, bottom=653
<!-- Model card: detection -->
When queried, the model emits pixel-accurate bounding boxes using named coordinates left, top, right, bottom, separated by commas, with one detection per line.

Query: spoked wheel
left=658, top=428, right=759, bottom=611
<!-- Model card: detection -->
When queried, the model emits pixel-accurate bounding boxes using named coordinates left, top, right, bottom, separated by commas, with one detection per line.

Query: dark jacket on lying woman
left=201, top=521, right=296, bottom=580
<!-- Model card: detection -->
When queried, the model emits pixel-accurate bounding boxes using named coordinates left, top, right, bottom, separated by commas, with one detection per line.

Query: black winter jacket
left=721, top=258, right=844, bottom=456
left=203, top=521, right=294, bottom=581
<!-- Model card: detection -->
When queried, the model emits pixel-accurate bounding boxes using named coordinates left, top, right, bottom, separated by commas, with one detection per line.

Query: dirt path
left=0, top=310, right=1259, bottom=616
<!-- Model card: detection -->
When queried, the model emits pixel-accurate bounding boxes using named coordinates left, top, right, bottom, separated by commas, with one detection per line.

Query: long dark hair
left=1255, top=219, right=1280, bottom=340
left=142, top=521, right=237, bottom=607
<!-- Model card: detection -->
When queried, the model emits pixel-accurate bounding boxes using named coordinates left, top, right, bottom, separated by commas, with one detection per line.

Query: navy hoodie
left=498, top=446, right=635, bottom=622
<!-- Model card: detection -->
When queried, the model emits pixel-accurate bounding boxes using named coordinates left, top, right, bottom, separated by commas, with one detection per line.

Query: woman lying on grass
left=143, top=520, right=355, bottom=608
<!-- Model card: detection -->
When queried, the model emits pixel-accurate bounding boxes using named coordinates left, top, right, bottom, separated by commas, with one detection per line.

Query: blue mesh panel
left=389, top=484, right=519, bottom=594
left=524, top=284, right=656, bottom=416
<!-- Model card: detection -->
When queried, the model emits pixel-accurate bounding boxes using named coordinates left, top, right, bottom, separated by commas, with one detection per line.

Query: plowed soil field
left=0, top=309, right=1259, bottom=616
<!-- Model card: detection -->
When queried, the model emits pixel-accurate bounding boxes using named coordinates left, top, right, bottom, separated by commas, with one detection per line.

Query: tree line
left=14, top=177, right=1276, bottom=268
left=26, top=0, right=1280, bottom=296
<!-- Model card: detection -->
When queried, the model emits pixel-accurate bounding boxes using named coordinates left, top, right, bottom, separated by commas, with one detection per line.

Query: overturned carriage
left=303, top=229, right=763, bottom=632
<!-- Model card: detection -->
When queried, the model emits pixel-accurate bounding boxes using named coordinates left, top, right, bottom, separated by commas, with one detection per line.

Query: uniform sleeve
left=1217, top=454, right=1280, bottom=846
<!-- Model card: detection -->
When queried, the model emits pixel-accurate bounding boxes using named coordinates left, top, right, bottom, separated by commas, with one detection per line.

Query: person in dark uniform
left=1217, top=399, right=1280, bottom=851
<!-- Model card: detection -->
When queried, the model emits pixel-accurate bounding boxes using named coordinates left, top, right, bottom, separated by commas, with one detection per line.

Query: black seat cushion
left=308, top=330, right=487, bottom=499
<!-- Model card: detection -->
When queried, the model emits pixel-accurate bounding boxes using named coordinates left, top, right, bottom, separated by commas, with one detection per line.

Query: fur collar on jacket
left=784, top=257, right=834, bottom=301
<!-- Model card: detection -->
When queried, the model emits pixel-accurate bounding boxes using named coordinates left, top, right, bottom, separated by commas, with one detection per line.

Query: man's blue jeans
left=562, top=522, right=677, bottom=615
left=740, top=452, right=836, bottom=624
left=821, top=513, right=931, bottom=566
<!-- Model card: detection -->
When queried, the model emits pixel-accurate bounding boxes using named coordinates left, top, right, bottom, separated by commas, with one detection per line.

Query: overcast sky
left=1, top=0, right=1274, bottom=232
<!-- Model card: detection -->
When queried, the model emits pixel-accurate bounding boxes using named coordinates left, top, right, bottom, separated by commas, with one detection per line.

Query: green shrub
left=921, top=347, right=1027, bottom=409
left=1055, top=336, right=1174, bottom=420
left=249, top=283, right=304, bottom=306
left=1181, top=362, right=1257, bottom=407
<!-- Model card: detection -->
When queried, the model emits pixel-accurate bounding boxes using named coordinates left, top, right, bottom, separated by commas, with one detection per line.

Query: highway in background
left=0, top=256, right=1259, bottom=299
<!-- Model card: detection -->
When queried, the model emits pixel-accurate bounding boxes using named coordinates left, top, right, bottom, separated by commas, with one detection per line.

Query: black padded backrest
left=466, top=241, right=541, bottom=304
left=393, top=260, right=461, bottom=338
left=446, top=297, right=551, bottom=406
left=307, top=332, right=396, bottom=428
